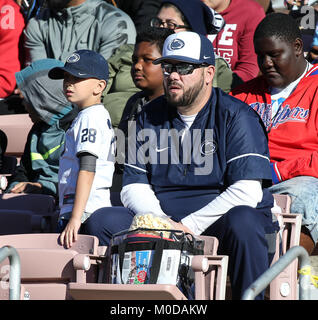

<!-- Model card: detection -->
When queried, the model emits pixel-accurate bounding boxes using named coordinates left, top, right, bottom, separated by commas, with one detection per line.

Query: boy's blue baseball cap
left=153, top=31, right=215, bottom=66
left=48, top=50, right=109, bottom=81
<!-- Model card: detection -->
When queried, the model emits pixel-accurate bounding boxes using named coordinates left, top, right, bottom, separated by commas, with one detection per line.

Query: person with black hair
left=112, top=27, right=173, bottom=188
left=118, top=27, right=174, bottom=140
left=231, top=12, right=318, bottom=255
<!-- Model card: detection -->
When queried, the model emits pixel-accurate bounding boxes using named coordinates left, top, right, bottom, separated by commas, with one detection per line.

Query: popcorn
left=129, top=213, right=172, bottom=238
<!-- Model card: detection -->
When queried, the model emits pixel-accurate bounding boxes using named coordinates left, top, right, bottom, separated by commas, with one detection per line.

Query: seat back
left=0, top=233, right=99, bottom=255
left=0, top=210, right=48, bottom=234
left=273, top=193, right=291, bottom=213
left=0, top=233, right=102, bottom=300
left=0, top=248, right=81, bottom=300
left=269, top=194, right=302, bottom=300
left=0, top=114, right=33, bottom=157
left=0, top=193, right=56, bottom=213
left=0, top=193, right=58, bottom=233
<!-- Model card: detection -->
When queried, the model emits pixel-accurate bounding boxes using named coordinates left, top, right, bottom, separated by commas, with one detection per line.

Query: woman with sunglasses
left=150, top=0, right=244, bottom=93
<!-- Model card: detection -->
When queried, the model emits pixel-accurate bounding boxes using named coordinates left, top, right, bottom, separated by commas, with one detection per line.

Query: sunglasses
left=150, top=17, right=190, bottom=31
left=161, top=63, right=207, bottom=76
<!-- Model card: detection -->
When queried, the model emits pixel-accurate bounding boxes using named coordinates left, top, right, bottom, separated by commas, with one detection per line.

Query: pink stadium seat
left=0, top=195, right=301, bottom=300
left=0, top=114, right=33, bottom=157
left=268, top=194, right=302, bottom=300
left=0, top=233, right=104, bottom=300
left=0, top=233, right=100, bottom=254
left=273, top=193, right=291, bottom=213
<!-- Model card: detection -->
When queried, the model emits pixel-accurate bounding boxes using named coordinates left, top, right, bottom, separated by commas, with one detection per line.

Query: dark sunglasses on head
left=161, top=62, right=208, bottom=76
left=150, top=17, right=190, bottom=31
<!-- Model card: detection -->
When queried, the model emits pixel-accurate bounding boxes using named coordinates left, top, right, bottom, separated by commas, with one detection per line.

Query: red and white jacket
left=230, top=64, right=318, bottom=184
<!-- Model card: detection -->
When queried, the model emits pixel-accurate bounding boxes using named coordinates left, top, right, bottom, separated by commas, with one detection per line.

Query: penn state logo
left=67, top=53, right=80, bottom=63
left=200, top=140, right=217, bottom=156
left=168, top=38, right=185, bottom=51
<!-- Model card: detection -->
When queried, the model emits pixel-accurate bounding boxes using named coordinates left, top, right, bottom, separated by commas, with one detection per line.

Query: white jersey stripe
left=124, top=163, right=148, bottom=173
left=227, top=153, right=270, bottom=164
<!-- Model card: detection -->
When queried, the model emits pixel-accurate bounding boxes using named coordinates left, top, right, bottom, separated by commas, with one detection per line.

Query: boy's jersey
left=231, top=64, right=318, bottom=182
left=58, top=104, right=115, bottom=221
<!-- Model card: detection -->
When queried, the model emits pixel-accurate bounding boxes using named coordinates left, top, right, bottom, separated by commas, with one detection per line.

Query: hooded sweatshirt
left=24, top=0, right=137, bottom=63
left=6, top=59, right=78, bottom=197
left=162, top=0, right=222, bottom=35
left=161, top=0, right=243, bottom=92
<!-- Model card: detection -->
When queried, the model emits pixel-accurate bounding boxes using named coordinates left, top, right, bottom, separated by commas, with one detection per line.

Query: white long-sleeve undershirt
left=121, top=179, right=265, bottom=235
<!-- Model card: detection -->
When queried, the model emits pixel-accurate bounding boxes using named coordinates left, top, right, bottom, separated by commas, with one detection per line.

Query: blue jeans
left=57, top=206, right=135, bottom=246
left=269, top=176, right=318, bottom=243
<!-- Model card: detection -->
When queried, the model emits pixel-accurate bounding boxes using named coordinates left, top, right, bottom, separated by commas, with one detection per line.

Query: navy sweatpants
left=57, top=207, right=135, bottom=246
left=203, top=205, right=279, bottom=300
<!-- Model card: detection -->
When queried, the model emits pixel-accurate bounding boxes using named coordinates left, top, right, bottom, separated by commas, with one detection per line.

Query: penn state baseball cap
left=153, top=31, right=215, bottom=66
left=48, top=49, right=109, bottom=81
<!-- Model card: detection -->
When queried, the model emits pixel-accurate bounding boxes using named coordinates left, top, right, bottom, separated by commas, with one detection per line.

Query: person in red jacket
left=203, top=0, right=265, bottom=82
left=231, top=12, right=318, bottom=255
left=0, top=0, right=25, bottom=99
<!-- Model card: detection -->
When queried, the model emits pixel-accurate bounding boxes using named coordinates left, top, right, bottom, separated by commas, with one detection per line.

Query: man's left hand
left=168, top=219, right=193, bottom=234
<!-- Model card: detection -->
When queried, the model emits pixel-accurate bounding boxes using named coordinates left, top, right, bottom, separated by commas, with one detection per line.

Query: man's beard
left=164, top=75, right=204, bottom=108
left=47, top=0, right=72, bottom=11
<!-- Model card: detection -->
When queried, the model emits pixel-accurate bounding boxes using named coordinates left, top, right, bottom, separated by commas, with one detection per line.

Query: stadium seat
left=268, top=194, right=302, bottom=300
left=0, top=193, right=59, bottom=234
left=0, top=114, right=33, bottom=158
left=67, top=235, right=229, bottom=300
left=0, top=233, right=105, bottom=300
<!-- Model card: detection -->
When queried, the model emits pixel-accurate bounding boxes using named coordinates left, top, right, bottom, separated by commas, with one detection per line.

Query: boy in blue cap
left=49, top=49, right=134, bottom=248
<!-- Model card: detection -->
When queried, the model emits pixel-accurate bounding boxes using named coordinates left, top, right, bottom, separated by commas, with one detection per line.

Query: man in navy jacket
left=120, top=31, right=279, bottom=300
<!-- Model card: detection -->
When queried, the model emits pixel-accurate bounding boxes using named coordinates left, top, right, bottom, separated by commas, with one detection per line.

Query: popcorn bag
left=110, top=213, right=205, bottom=299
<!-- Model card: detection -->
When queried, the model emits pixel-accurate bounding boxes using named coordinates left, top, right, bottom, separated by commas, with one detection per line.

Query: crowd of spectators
left=1, top=0, right=318, bottom=300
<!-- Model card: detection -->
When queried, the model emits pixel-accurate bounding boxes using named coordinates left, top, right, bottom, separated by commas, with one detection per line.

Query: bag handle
left=118, top=242, right=127, bottom=284
left=149, top=238, right=165, bottom=284
left=117, top=239, right=165, bottom=284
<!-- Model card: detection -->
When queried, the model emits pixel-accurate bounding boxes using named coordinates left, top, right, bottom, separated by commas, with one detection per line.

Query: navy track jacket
left=123, top=87, right=273, bottom=221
